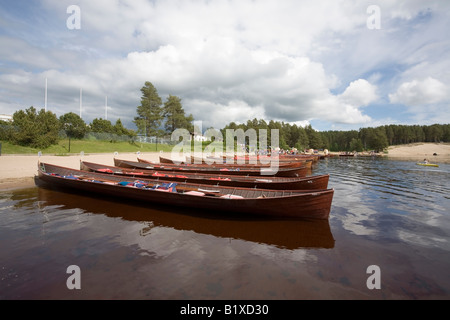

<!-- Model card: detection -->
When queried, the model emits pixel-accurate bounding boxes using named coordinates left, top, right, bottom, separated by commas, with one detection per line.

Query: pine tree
left=133, top=81, right=163, bottom=137
left=162, top=95, right=194, bottom=133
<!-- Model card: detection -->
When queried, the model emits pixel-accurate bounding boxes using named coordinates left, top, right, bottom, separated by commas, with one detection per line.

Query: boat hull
left=115, top=158, right=310, bottom=177
left=81, top=161, right=329, bottom=190
left=37, top=162, right=334, bottom=220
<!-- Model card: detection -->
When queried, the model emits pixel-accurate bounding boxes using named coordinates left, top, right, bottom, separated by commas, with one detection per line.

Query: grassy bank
left=0, top=139, right=174, bottom=155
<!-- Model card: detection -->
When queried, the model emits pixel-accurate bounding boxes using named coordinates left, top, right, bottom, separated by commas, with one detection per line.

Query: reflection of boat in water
left=36, top=185, right=335, bottom=250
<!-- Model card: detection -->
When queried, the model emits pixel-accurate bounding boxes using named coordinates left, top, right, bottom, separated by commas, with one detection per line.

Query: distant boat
left=416, top=162, right=439, bottom=167
left=338, top=152, right=356, bottom=157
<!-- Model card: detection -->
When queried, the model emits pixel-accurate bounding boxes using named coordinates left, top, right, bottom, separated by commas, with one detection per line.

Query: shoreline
left=0, top=151, right=163, bottom=191
left=384, top=142, right=450, bottom=164
left=1, top=142, right=449, bottom=191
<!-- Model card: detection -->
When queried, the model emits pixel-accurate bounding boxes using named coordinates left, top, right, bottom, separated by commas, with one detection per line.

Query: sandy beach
left=0, top=151, right=162, bottom=191
left=385, top=142, right=450, bottom=163
left=1, top=142, right=449, bottom=190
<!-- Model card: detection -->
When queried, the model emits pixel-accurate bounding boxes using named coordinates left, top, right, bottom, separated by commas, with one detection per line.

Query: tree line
left=221, top=119, right=450, bottom=152
left=0, top=106, right=136, bottom=149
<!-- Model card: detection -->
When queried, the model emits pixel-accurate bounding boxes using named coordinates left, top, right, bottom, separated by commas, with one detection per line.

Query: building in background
left=0, top=114, right=13, bottom=122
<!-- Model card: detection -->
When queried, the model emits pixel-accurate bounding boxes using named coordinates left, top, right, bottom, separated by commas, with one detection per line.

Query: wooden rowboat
left=206, top=154, right=318, bottom=163
left=80, top=160, right=329, bottom=190
left=159, top=155, right=310, bottom=168
left=114, top=158, right=311, bottom=177
left=182, top=155, right=312, bottom=168
left=36, top=162, right=334, bottom=220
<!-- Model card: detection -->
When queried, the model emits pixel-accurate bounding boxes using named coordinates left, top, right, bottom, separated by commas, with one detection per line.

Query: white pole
left=80, top=88, right=82, bottom=118
left=105, top=96, right=108, bottom=119
left=44, top=78, right=47, bottom=111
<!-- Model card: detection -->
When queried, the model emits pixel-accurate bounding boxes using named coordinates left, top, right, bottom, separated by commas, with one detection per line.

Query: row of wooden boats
left=80, top=160, right=329, bottom=190
left=35, top=155, right=335, bottom=220
left=117, top=156, right=313, bottom=177
left=161, top=154, right=320, bottom=165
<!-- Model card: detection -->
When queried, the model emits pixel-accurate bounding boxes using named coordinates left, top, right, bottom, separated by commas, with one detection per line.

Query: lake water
left=1, top=157, right=449, bottom=301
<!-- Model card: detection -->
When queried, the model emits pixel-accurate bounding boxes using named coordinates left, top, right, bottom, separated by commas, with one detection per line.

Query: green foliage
left=349, top=138, right=364, bottom=152
left=134, top=81, right=163, bottom=137
left=0, top=120, right=13, bottom=141
left=360, top=127, right=389, bottom=151
left=220, top=119, right=449, bottom=152
left=305, top=124, right=324, bottom=149
left=87, top=118, right=136, bottom=143
left=91, top=118, right=114, bottom=134
left=114, top=119, right=136, bottom=137
left=163, top=95, right=194, bottom=133
left=10, top=106, right=60, bottom=148
left=59, top=112, right=87, bottom=139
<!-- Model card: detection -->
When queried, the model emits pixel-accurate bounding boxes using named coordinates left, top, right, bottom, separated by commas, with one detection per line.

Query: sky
left=0, top=0, right=449, bottom=132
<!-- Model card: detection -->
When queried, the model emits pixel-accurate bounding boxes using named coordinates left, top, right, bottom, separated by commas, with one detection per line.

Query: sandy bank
left=0, top=151, right=162, bottom=190
left=386, top=142, right=450, bottom=163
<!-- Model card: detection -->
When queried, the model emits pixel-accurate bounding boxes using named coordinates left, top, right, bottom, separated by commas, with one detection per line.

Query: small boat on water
left=80, top=160, right=329, bottom=190
left=416, top=162, right=439, bottom=167
left=339, top=152, right=356, bottom=157
left=36, top=162, right=334, bottom=220
left=114, top=158, right=310, bottom=177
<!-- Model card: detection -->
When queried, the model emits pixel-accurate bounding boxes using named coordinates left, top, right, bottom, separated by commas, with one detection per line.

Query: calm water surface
left=1, top=157, right=449, bottom=300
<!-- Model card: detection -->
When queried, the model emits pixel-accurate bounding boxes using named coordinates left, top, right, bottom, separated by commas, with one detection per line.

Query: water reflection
left=36, top=186, right=335, bottom=250
left=3, top=157, right=449, bottom=299
left=316, top=157, right=450, bottom=237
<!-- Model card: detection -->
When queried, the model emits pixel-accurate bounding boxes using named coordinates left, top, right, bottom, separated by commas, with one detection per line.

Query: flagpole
left=105, top=96, right=108, bottom=120
left=44, top=78, right=47, bottom=111
left=80, top=88, right=82, bottom=118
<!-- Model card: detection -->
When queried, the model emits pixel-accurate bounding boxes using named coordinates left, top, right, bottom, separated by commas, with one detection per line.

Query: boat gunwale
left=40, top=162, right=333, bottom=200
left=80, top=160, right=329, bottom=189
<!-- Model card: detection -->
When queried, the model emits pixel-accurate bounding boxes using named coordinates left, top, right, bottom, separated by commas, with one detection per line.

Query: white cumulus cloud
left=0, top=0, right=449, bottom=130
left=389, top=77, right=448, bottom=106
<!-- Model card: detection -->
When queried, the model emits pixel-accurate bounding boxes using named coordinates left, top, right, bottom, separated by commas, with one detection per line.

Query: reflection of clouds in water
left=408, top=203, right=446, bottom=227
left=127, top=227, right=205, bottom=258
left=249, top=243, right=313, bottom=263
left=334, top=185, right=377, bottom=236
left=124, top=226, right=247, bottom=269
left=397, top=229, right=449, bottom=250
